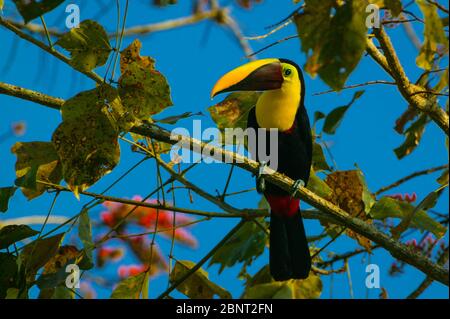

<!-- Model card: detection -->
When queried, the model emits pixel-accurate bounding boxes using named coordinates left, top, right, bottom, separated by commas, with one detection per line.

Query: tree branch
left=407, top=247, right=449, bottom=299
left=368, top=27, right=449, bottom=135
left=114, top=9, right=223, bottom=37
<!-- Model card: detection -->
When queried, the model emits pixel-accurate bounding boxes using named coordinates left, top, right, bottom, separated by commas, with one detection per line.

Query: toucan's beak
left=211, top=58, right=283, bottom=98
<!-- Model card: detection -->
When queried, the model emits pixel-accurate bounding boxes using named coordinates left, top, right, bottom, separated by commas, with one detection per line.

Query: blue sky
left=0, top=0, right=448, bottom=299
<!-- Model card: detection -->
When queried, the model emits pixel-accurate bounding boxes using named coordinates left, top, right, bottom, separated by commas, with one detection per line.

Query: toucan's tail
left=269, top=210, right=311, bottom=281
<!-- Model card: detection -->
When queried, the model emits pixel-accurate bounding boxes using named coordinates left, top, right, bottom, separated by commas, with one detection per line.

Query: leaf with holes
left=208, top=91, right=261, bottom=143
left=0, top=225, right=39, bottom=249
left=56, top=20, right=112, bottom=72
left=171, top=260, right=232, bottom=299
left=12, top=0, right=65, bottom=23
left=61, top=85, right=132, bottom=132
left=325, top=170, right=375, bottom=251
left=11, top=142, right=62, bottom=200
left=119, top=39, right=172, bottom=121
left=294, top=0, right=368, bottom=90
left=52, top=89, right=121, bottom=195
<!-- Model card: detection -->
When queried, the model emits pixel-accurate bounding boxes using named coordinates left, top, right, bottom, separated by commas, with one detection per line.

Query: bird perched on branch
left=211, top=58, right=312, bottom=281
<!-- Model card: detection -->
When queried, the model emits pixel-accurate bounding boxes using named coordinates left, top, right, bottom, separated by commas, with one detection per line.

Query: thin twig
left=0, top=17, right=103, bottom=84
left=313, top=81, right=396, bottom=95
left=244, top=20, right=292, bottom=40
left=247, top=35, right=298, bottom=58
left=375, top=164, right=448, bottom=196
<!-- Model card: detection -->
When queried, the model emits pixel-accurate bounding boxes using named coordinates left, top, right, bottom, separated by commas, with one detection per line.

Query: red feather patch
left=266, top=195, right=299, bottom=217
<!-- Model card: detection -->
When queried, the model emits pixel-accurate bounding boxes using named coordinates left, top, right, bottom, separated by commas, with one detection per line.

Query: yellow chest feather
left=255, top=86, right=300, bottom=132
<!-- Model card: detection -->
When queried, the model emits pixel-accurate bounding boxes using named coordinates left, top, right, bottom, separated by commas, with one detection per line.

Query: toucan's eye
left=284, top=69, right=292, bottom=77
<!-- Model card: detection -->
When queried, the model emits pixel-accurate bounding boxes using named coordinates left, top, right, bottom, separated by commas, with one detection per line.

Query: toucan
left=211, top=58, right=312, bottom=281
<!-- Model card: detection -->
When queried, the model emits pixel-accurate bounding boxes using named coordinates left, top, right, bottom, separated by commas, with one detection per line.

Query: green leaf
left=369, top=197, right=447, bottom=238
left=294, top=0, right=368, bottom=89
left=306, top=171, right=333, bottom=199
left=416, top=0, right=448, bottom=70
left=171, top=260, right=232, bottom=299
left=153, top=0, right=178, bottom=6
left=12, top=0, right=64, bottom=23
left=5, top=288, right=19, bottom=299
left=52, top=88, right=121, bottom=194
left=209, top=218, right=267, bottom=275
left=0, top=225, right=39, bottom=249
left=111, top=272, right=146, bottom=299
left=312, top=142, right=331, bottom=171
left=19, top=233, right=64, bottom=275
left=11, top=142, right=62, bottom=200
left=394, top=114, right=428, bottom=159
left=56, top=20, right=112, bottom=72
left=78, top=209, right=94, bottom=270
left=118, top=39, right=173, bottom=121
left=437, top=169, right=449, bottom=185
left=14, top=165, right=39, bottom=192
left=0, top=187, right=17, bottom=213
left=390, top=185, right=446, bottom=239
left=0, top=253, right=18, bottom=299
left=323, top=90, right=364, bottom=134
left=313, top=111, right=326, bottom=125
left=242, top=265, right=322, bottom=299
left=0, top=0, right=4, bottom=11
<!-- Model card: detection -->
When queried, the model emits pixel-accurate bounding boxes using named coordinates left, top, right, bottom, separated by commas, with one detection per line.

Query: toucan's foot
left=256, top=161, right=268, bottom=194
left=290, top=179, right=305, bottom=198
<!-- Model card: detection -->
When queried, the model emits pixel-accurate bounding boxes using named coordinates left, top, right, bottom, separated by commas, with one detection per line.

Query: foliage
left=294, top=0, right=368, bottom=90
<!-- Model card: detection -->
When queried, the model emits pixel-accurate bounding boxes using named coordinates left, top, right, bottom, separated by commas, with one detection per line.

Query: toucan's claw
left=290, top=179, right=305, bottom=198
left=256, top=161, right=268, bottom=194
